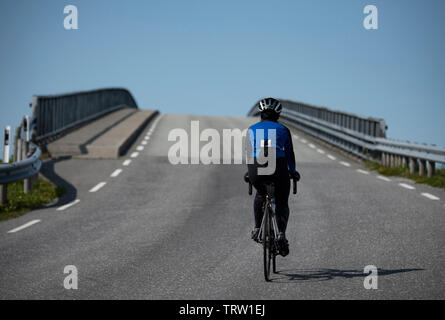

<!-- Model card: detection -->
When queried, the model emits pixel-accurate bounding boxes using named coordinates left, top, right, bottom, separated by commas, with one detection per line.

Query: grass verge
left=0, top=179, right=65, bottom=221
left=365, top=161, right=445, bottom=188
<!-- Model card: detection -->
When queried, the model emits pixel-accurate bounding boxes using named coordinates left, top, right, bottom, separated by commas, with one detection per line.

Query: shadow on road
left=40, top=156, right=77, bottom=208
left=271, top=268, right=424, bottom=283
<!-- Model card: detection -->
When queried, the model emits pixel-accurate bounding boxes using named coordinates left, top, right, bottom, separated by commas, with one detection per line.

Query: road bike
left=247, top=176, right=297, bottom=282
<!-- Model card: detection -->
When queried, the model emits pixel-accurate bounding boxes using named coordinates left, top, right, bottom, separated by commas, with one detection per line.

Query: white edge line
left=7, top=220, right=41, bottom=233
left=57, top=199, right=81, bottom=211
left=89, top=182, right=106, bottom=193
left=398, top=183, right=415, bottom=190
left=421, top=193, right=440, bottom=200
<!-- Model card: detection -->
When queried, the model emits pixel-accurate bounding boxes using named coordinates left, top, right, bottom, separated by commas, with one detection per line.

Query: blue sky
left=1, top=0, right=444, bottom=159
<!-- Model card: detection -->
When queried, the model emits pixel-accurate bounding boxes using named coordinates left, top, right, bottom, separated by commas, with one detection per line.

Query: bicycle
left=247, top=176, right=297, bottom=282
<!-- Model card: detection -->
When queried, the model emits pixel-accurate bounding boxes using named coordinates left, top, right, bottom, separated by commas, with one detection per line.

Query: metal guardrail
left=31, top=87, right=138, bottom=142
left=248, top=99, right=445, bottom=177
left=0, top=142, right=41, bottom=184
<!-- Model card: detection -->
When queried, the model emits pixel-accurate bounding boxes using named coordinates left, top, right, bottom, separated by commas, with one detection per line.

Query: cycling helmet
left=258, top=97, right=282, bottom=114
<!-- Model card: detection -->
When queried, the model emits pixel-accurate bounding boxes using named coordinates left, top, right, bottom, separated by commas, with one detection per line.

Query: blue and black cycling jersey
left=247, top=120, right=296, bottom=174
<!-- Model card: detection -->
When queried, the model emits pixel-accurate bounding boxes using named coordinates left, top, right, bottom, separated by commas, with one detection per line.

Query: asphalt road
left=1, top=113, right=444, bottom=299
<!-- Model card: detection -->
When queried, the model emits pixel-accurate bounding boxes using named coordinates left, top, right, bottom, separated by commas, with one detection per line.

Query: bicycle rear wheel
left=263, top=207, right=272, bottom=282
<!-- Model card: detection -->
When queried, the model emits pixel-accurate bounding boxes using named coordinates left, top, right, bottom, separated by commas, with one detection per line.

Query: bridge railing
left=248, top=99, right=445, bottom=177
left=1, top=88, right=139, bottom=205
left=31, top=87, right=138, bottom=143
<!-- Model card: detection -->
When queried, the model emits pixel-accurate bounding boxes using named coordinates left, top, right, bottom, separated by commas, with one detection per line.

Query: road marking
left=356, top=169, right=370, bottom=175
left=89, top=182, right=106, bottom=193
left=340, top=161, right=351, bottom=167
left=110, top=169, right=122, bottom=178
left=377, top=175, right=391, bottom=182
left=123, top=159, right=132, bottom=166
left=398, top=183, right=415, bottom=190
left=131, top=152, right=139, bottom=158
left=327, top=155, right=336, bottom=160
left=141, top=140, right=147, bottom=145
left=57, top=199, right=80, bottom=211
left=317, top=149, right=325, bottom=154
left=300, top=139, right=307, bottom=143
left=421, top=193, right=440, bottom=200
left=293, top=134, right=299, bottom=139
left=137, top=146, right=144, bottom=151
left=308, top=143, right=316, bottom=149
left=7, top=220, right=41, bottom=233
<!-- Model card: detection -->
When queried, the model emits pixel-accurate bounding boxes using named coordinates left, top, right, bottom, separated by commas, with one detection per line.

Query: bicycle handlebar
left=246, top=177, right=298, bottom=195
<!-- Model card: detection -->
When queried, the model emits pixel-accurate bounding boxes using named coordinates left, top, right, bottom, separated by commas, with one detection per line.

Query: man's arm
left=284, top=126, right=297, bottom=174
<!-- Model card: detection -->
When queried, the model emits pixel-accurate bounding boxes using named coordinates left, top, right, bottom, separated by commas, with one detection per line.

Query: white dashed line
left=110, top=169, right=122, bottom=178
left=57, top=199, right=80, bottom=211
left=300, top=139, right=307, bottom=143
left=137, top=146, right=144, bottom=151
left=144, top=136, right=150, bottom=140
left=398, top=183, right=415, bottom=190
left=131, top=152, right=139, bottom=158
left=293, top=135, right=299, bottom=139
left=123, top=159, right=132, bottom=166
left=7, top=220, right=41, bottom=233
left=377, top=175, right=391, bottom=182
left=89, top=182, right=106, bottom=193
left=421, top=193, right=440, bottom=201
left=339, top=161, right=351, bottom=167
left=356, top=169, right=370, bottom=175
left=317, top=149, right=325, bottom=154
left=327, top=155, right=336, bottom=160
left=308, top=143, right=316, bottom=149
left=141, top=140, right=147, bottom=145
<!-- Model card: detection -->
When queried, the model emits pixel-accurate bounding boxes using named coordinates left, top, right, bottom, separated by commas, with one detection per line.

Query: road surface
left=1, top=113, right=444, bottom=299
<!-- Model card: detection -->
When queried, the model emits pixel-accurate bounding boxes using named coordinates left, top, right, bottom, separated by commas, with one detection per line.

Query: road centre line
left=377, top=175, right=391, bottom=182
left=340, top=161, right=351, bottom=167
left=123, top=159, right=131, bottom=166
left=137, top=146, right=144, bottom=151
left=110, top=169, right=122, bottom=178
left=131, top=152, right=139, bottom=158
left=317, top=149, right=325, bottom=154
left=356, top=169, right=370, bottom=175
left=89, top=182, right=106, bottom=193
left=327, top=155, right=336, bottom=160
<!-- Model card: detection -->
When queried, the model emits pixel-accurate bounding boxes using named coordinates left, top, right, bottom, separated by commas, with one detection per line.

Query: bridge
left=0, top=88, right=444, bottom=299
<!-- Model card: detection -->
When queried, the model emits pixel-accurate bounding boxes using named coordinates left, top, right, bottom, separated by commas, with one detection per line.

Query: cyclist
left=245, top=97, right=300, bottom=257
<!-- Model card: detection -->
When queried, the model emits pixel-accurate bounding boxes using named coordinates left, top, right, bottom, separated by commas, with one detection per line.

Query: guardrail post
left=427, top=161, right=435, bottom=178
left=390, top=154, right=395, bottom=168
left=409, top=158, right=417, bottom=175
left=0, top=184, right=7, bottom=205
left=419, top=159, right=426, bottom=176
left=402, top=157, right=407, bottom=168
